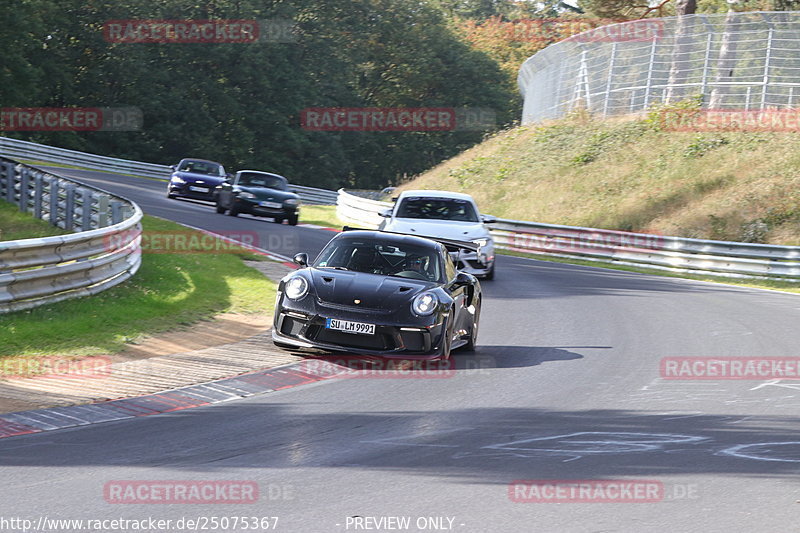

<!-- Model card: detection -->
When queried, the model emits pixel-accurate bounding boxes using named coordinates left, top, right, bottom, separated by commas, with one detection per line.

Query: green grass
left=0, top=215, right=277, bottom=358
left=0, top=200, right=69, bottom=241
left=398, top=107, right=800, bottom=245
left=300, top=204, right=344, bottom=228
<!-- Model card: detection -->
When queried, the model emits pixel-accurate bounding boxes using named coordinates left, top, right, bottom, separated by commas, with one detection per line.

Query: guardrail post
left=81, top=188, right=93, bottom=231
left=33, top=173, right=44, bottom=219
left=4, top=162, right=15, bottom=203
left=64, top=184, right=75, bottom=232
left=19, top=167, right=30, bottom=213
left=111, top=200, right=122, bottom=224
left=49, top=177, right=59, bottom=225
left=97, top=194, right=110, bottom=227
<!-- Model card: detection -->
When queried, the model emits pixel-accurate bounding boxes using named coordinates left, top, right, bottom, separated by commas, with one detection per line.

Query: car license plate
left=260, top=201, right=282, bottom=208
left=326, top=318, right=375, bottom=335
left=188, top=186, right=208, bottom=192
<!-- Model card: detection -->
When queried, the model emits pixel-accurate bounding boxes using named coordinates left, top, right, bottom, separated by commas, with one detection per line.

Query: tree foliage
left=0, top=0, right=515, bottom=189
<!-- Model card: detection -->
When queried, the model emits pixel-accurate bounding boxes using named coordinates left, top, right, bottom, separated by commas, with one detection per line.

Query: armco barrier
left=336, top=189, right=800, bottom=281
left=0, top=137, right=338, bottom=205
left=0, top=158, right=143, bottom=313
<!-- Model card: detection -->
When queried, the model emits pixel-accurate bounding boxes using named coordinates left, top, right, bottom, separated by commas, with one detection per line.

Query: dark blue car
left=167, top=158, right=228, bottom=201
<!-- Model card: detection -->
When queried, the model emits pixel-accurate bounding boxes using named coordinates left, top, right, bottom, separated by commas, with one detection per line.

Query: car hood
left=383, top=218, right=490, bottom=241
left=238, top=186, right=298, bottom=201
left=308, top=269, right=432, bottom=309
left=173, top=171, right=225, bottom=184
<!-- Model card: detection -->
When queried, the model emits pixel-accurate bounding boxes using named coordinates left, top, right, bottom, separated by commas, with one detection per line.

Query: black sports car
left=272, top=230, right=482, bottom=360
left=214, top=170, right=300, bottom=225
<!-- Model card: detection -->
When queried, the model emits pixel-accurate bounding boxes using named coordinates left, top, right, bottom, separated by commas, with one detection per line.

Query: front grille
left=317, top=300, right=392, bottom=315
left=313, top=328, right=395, bottom=350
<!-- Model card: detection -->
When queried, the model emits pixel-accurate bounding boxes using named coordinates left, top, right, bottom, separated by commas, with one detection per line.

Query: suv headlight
left=284, top=276, right=308, bottom=300
left=412, top=292, right=438, bottom=315
left=284, top=198, right=299, bottom=206
left=171, top=176, right=185, bottom=184
left=238, top=191, right=256, bottom=199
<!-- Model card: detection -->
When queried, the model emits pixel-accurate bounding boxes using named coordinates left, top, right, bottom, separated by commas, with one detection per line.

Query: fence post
left=603, top=43, right=617, bottom=116
left=97, top=194, right=110, bottom=228
left=700, top=33, right=713, bottom=102
left=643, top=39, right=657, bottom=108
left=761, top=26, right=774, bottom=110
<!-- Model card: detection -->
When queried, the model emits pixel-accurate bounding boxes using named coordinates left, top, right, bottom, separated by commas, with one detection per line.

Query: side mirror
left=170, top=164, right=177, bottom=171
left=227, top=173, right=234, bottom=180
left=481, top=214, right=497, bottom=224
left=378, top=208, right=392, bottom=218
left=293, top=253, right=309, bottom=267
left=453, top=271, right=472, bottom=287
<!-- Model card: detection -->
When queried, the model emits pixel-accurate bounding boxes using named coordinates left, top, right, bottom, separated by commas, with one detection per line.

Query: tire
left=167, top=191, right=176, bottom=199
left=288, top=213, right=299, bottom=226
left=273, top=217, right=284, bottom=224
left=483, top=262, right=495, bottom=281
left=227, top=204, right=239, bottom=217
left=463, top=297, right=481, bottom=352
left=215, top=203, right=226, bottom=214
left=439, top=311, right=455, bottom=361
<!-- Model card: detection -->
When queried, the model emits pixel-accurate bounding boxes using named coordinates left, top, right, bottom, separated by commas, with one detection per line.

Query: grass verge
left=0, top=200, right=69, bottom=241
left=0, top=215, right=277, bottom=358
left=300, top=204, right=344, bottom=228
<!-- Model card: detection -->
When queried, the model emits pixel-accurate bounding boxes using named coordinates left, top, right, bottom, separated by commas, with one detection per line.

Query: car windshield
left=178, top=160, right=225, bottom=176
left=395, top=197, right=479, bottom=222
left=237, top=173, right=287, bottom=190
left=314, top=237, right=442, bottom=282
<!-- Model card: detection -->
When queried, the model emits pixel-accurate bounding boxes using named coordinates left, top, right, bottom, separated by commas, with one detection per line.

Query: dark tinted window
left=178, top=160, right=225, bottom=176
left=395, top=197, right=479, bottom=222
left=237, top=173, right=287, bottom=190
left=314, top=237, right=442, bottom=283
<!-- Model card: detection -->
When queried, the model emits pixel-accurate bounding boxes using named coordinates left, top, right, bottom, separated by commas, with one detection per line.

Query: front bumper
left=272, top=307, right=447, bottom=360
left=452, top=249, right=494, bottom=277
left=168, top=183, right=216, bottom=200
left=235, top=198, right=297, bottom=218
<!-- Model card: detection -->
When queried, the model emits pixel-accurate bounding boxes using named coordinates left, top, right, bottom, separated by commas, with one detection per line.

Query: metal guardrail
left=336, top=189, right=800, bottom=281
left=0, top=137, right=338, bottom=205
left=0, top=158, right=143, bottom=313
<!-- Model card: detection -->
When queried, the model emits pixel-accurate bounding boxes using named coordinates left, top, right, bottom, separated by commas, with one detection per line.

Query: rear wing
left=341, top=226, right=480, bottom=253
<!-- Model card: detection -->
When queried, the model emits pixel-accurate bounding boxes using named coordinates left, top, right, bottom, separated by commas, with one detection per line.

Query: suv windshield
left=178, top=160, right=225, bottom=176
left=314, top=237, right=442, bottom=283
left=237, top=173, right=287, bottom=190
left=395, top=197, right=479, bottom=222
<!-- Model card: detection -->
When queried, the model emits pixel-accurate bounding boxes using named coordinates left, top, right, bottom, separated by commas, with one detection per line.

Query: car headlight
left=284, top=276, right=309, bottom=300
left=238, top=191, right=256, bottom=199
left=171, top=176, right=185, bottom=184
left=284, top=198, right=299, bottom=206
left=411, top=292, right=438, bottom=316
left=472, top=238, right=488, bottom=247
